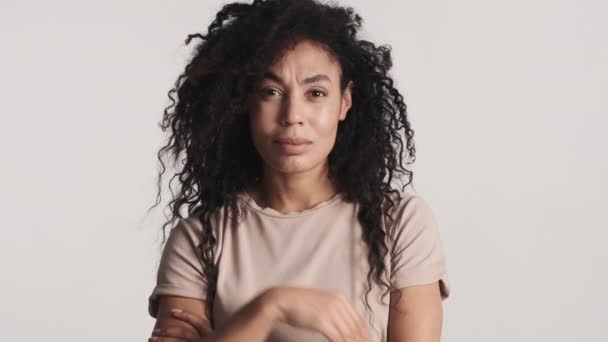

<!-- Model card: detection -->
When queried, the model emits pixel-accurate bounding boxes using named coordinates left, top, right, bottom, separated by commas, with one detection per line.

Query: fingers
left=320, top=294, right=367, bottom=342
left=170, top=310, right=212, bottom=336
left=346, top=306, right=368, bottom=342
left=317, top=318, right=346, bottom=342
left=335, top=302, right=359, bottom=341
left=148, top=337, right=188, bottom=342
left=355, top=316, right=369, bottom=342
left=337, top=295, right=368, bottom=342
left=150, top=326, right=198, bottom=341
left=336, top=309, right=354, bottom=342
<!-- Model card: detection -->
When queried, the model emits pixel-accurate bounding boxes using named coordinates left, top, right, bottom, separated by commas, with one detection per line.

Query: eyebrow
left=262, top=71, right=332, bottom=85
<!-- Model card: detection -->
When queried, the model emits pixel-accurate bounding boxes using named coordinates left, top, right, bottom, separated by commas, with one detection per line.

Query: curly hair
left=148, top=0, right=418, bottom=332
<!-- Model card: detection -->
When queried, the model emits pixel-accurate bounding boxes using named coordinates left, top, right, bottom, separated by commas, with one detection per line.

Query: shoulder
left=382, top=191, right=437, bottom=237
left=171, top=205, right=234, bottom=262
left=166, top=216, right=205, bottom=244
left=175, top=204, right=232, bottom=239
left=159, top=212, right=222, bottom=259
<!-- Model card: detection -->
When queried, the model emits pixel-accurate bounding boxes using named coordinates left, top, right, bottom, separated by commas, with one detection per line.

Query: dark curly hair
left=148, top=0, right=418, bottom=333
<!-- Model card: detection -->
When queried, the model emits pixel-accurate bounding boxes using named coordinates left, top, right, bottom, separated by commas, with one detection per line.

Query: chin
left=261, top=154, right=320, bottom=174
left=272, top=159, right=314, bottom=174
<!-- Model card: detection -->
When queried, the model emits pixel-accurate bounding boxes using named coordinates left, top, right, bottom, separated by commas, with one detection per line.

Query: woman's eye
left=259, top=88, right=280, bottom=98
left=309, top=89, right=327, bottom=97
left=259, top=88, right=326, bottom=99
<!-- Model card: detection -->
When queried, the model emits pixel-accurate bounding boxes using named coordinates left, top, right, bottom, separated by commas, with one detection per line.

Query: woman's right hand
left=262, top=286, right=369, bottom=342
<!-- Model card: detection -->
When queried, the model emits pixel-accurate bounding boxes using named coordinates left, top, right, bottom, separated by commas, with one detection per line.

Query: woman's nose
left=280, top=95, right=304, bottom=126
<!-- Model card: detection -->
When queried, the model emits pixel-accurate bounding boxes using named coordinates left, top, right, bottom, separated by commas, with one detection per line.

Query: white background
left=1, top=0, right=606, bottom=341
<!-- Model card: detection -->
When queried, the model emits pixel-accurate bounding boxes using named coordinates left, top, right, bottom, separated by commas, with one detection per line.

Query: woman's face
left=247, top=39, right=352, bottom=176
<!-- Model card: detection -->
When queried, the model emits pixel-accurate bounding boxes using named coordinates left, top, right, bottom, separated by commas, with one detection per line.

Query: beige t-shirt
left=148, top=191, right=451, bottom=342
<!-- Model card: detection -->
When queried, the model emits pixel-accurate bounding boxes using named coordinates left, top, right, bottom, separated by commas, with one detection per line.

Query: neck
left=248, top=163, right=339, bottom=214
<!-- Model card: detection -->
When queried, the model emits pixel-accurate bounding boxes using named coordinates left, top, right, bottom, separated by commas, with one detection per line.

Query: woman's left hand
left=149, top=309, right=212, bottom=342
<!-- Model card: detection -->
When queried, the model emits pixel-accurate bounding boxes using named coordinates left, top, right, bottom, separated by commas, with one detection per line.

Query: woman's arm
left=151, top=296, right=212, bottom=340
left=151, top=291, right=281, bottom=342
left=387, top=281, right=444, bottom=342
left=153, top=287, right=368, bottom=342
left=202, top=292, right=281, bottom=342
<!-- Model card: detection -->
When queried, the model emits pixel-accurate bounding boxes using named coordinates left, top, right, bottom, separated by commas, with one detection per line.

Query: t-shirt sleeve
left=148, top=217, right=210, bottom=318
left=388, top=194, right=451, bottom=300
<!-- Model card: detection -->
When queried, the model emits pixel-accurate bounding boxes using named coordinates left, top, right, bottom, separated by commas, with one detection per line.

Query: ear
left=339, top=80, right=353, bottom=121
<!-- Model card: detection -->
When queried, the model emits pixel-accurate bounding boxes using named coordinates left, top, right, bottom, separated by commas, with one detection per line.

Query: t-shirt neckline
left=237, top=191, right=346, bottom=218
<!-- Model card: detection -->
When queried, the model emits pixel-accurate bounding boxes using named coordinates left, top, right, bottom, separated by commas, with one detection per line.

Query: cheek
left=313, top=110, right=340, bottom=135
left=248, top=115, right=278, bottom=158
left=312, top=118, right=340, bottom=154
left=249, top=112, right=273, bottom=137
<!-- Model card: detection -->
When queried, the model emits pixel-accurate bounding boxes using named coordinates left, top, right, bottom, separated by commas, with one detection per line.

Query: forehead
left=267, top=39, right=341, bottom=80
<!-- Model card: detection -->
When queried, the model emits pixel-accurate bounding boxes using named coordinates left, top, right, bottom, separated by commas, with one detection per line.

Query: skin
left=245, top=39, right=352, bottom=214
left=150, top=39, right=444, bottom=342
left=387, top=283, right=444, bottom=342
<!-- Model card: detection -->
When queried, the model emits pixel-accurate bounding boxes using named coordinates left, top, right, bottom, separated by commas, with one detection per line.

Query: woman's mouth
left=273, top=137, right=312, bottom=155
left=274, top=137, right=312, bottom=145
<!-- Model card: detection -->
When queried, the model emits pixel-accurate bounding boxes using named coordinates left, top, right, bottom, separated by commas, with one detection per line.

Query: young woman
left=147, top=0, right=451, bottom=341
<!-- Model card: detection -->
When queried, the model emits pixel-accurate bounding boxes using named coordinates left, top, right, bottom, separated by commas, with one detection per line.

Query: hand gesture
left=149, top=309, right=211, bottom=342
left=267, top=286, right=369, bottom=342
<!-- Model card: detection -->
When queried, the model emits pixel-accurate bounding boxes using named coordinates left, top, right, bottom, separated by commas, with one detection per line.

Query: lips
left=274, top=137, right=312, bottom=145
left=273, top=136, right=312, bottom=155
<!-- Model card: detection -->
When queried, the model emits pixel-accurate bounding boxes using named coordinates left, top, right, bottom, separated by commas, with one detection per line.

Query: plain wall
left=1, top=0, right=606, bottom=341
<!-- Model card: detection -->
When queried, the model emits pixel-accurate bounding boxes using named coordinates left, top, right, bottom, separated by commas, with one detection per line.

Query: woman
left=147, top=0, right=451, bottom=341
